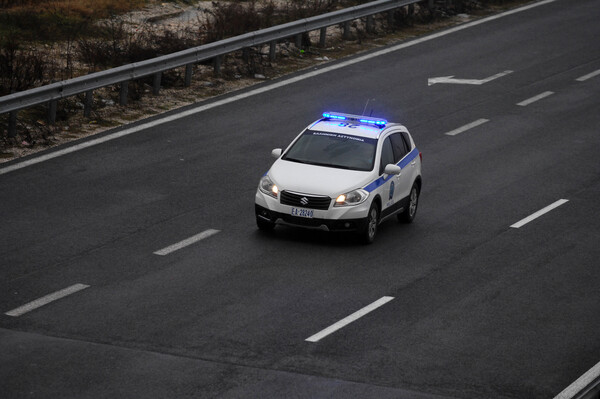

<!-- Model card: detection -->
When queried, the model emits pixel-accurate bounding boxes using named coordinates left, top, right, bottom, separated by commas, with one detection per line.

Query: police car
left=255, top=112, right=422, bottom=243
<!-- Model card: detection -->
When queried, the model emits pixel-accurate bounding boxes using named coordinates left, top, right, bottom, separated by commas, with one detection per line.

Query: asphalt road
left=1, top=0, right=599, bottom=398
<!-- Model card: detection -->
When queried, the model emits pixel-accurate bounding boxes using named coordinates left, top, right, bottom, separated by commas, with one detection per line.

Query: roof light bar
left=322, top=112, right=387, bottom=127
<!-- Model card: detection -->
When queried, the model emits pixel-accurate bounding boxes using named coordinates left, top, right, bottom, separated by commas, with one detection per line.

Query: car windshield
left=282, top=130, right=377, bottom=171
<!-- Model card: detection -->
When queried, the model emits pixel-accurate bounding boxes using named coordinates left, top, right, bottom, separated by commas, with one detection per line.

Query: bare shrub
left=284, top=0, right=338, bottom=19
left=77, top=17, right=201, bottom=71
left=0, top=0, right=33, bottom=8
left=0, top=0, right=145, bottom=17
left=76, top=18, right=130, bottom=71
left=0, top=35, right=57, bottom=96
left=200, top=1, right=277, bottom=43
left=234, top=48, right=267, bottom=77
left=138, top=25, right=202, bottom=57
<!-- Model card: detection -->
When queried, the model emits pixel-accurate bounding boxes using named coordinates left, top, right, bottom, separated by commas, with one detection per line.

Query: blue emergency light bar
left=322, top=112, right=387, bottom=127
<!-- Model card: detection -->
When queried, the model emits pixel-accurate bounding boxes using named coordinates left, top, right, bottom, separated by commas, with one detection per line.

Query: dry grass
left=0, top=0, right=147, bottom=46
left=0, top=0, right=146, bottom=17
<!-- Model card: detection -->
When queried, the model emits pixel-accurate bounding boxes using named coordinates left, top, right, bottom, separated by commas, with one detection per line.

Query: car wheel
left=360, top=202, right=379, bottom=244
left=256, top=216, right=275, bottom=231
left=399, top=183, right=419, bottom=224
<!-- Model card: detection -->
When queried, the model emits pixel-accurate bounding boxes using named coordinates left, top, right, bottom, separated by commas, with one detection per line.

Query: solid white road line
left=306, top=296, right=394, bottom=343
left=153, top=229, right=220, bottom=255
left=553, top=361, right=600, bottom=399
left=517, top=91, right=554, bottom=106
left=576, top=69, right=600, bottom=82
left=445, top=119, right=489, bottom=136
left=510, top=199, right=569, bottom=229
left=0, top=0, right=559, bottom=176
left=5, top=283, right=90, bottom=317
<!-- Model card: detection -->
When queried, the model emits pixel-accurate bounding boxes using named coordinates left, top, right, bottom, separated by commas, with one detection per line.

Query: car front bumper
left=255, top=190, right=370, bottom=232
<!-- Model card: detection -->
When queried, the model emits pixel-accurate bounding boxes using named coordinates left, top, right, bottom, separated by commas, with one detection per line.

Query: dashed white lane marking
left=306, top=296, right=394, bottom=343
left=517, top=91, right=554, bottom=106
left=553, top=360, right=600, bottom=399
left=0, top=0, right=559, bottom=176
left=153, top=229, right=220, bottom=256
left=444, top=119, right=490, bottom=136
left=510, top=199, right=569, bottom=228
left=576, top=69, right=600, bottom=82
left=5, top=283, right=90, bottom=317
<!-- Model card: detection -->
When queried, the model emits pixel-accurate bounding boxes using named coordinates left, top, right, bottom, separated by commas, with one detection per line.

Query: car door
left=378, top=136, right=395, bottom=213
left=389, top=132, right=413, bottom=207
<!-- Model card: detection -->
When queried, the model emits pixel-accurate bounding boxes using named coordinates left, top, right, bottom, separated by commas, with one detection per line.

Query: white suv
left=255, top=112, right=422, bottom=243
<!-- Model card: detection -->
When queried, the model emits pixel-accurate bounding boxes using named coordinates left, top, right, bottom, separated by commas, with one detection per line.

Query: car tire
left=360, top=202, right=380, bottom=244
left=256, top=216, right=275, bottom=231
left=399, top=183, right=419, bottom=224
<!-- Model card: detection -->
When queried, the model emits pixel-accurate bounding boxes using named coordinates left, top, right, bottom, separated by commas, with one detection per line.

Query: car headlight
left=259, top=175, right=279, bottom=198
left=334, top=189, right=369, bottom=207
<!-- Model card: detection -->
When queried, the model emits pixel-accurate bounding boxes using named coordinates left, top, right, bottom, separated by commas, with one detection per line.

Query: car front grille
left=280, top=191, right=331, bottom=210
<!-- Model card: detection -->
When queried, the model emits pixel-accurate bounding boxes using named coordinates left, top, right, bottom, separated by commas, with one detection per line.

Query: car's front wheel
left=359, top=202, right=380, bottom=244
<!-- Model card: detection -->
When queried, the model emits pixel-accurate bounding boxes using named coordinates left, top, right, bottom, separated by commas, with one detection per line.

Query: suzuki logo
left=300, top=197, right=309, bottom=206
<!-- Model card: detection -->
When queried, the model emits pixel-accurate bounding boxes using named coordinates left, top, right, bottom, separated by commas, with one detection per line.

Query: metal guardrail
left=0, top=0, right=423, bottom=136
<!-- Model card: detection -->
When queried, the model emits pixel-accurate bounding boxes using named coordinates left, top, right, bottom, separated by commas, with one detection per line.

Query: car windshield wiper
left=310, top=161, right=353, bottom=170
left=283, top=157, right=309, bottom=164
left=284, top=158, right=356, bottom=170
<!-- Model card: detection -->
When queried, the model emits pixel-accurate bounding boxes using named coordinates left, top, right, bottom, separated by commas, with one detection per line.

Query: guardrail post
left=366, top=15, right=374, bottom=33
left=84, top=90, right=93, bottom=117
left=343, top=21, right=352, bottom=40
left=213, top=56, right=222, bottom=76
left=47, top=99, right=57, bottom=124
left=119, top=82, right=128, bottom=106
left=295, top=34, right=302, bottom=49
left=319, top=27, right=327, bottom=47
left=269, top=41, right=276, bottom=61
left=184, top=64, right=193, bottom=87
left=388, top=10, right=395, bottom=29
left=153, top=72, right=161, bottom=95
left=8, top=111, right=17, bottom=138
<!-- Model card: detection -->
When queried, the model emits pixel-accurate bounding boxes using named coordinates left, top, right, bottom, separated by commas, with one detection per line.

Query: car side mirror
left=383, top=164, right=401, bottom=175
left=271, top=148, right=282, bottom=158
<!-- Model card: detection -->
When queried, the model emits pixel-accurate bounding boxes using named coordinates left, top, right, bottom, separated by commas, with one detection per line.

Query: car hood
left=269, top=159, right=374, bottom=197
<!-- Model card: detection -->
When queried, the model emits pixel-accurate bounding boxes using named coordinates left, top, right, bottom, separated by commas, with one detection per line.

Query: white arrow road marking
left=5, top=284, right=90, bottom=317
left=428, top=70, right=513, bottom=86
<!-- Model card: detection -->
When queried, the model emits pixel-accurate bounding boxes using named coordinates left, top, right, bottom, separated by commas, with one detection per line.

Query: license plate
left=291, top=207, right=314, bottom=218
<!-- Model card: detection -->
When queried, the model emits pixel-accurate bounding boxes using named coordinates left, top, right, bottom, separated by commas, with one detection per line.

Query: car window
left=379, top=137, right=395, bottom=175
left=401, top=132, right=412, bottom=152
left=282, top=130, right=377, bottom=171
left=390, top=133, right=408, bottom=163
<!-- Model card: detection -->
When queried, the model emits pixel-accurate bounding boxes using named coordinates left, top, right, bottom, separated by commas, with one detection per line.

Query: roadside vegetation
left=0, top=0, right=521, bottom=156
